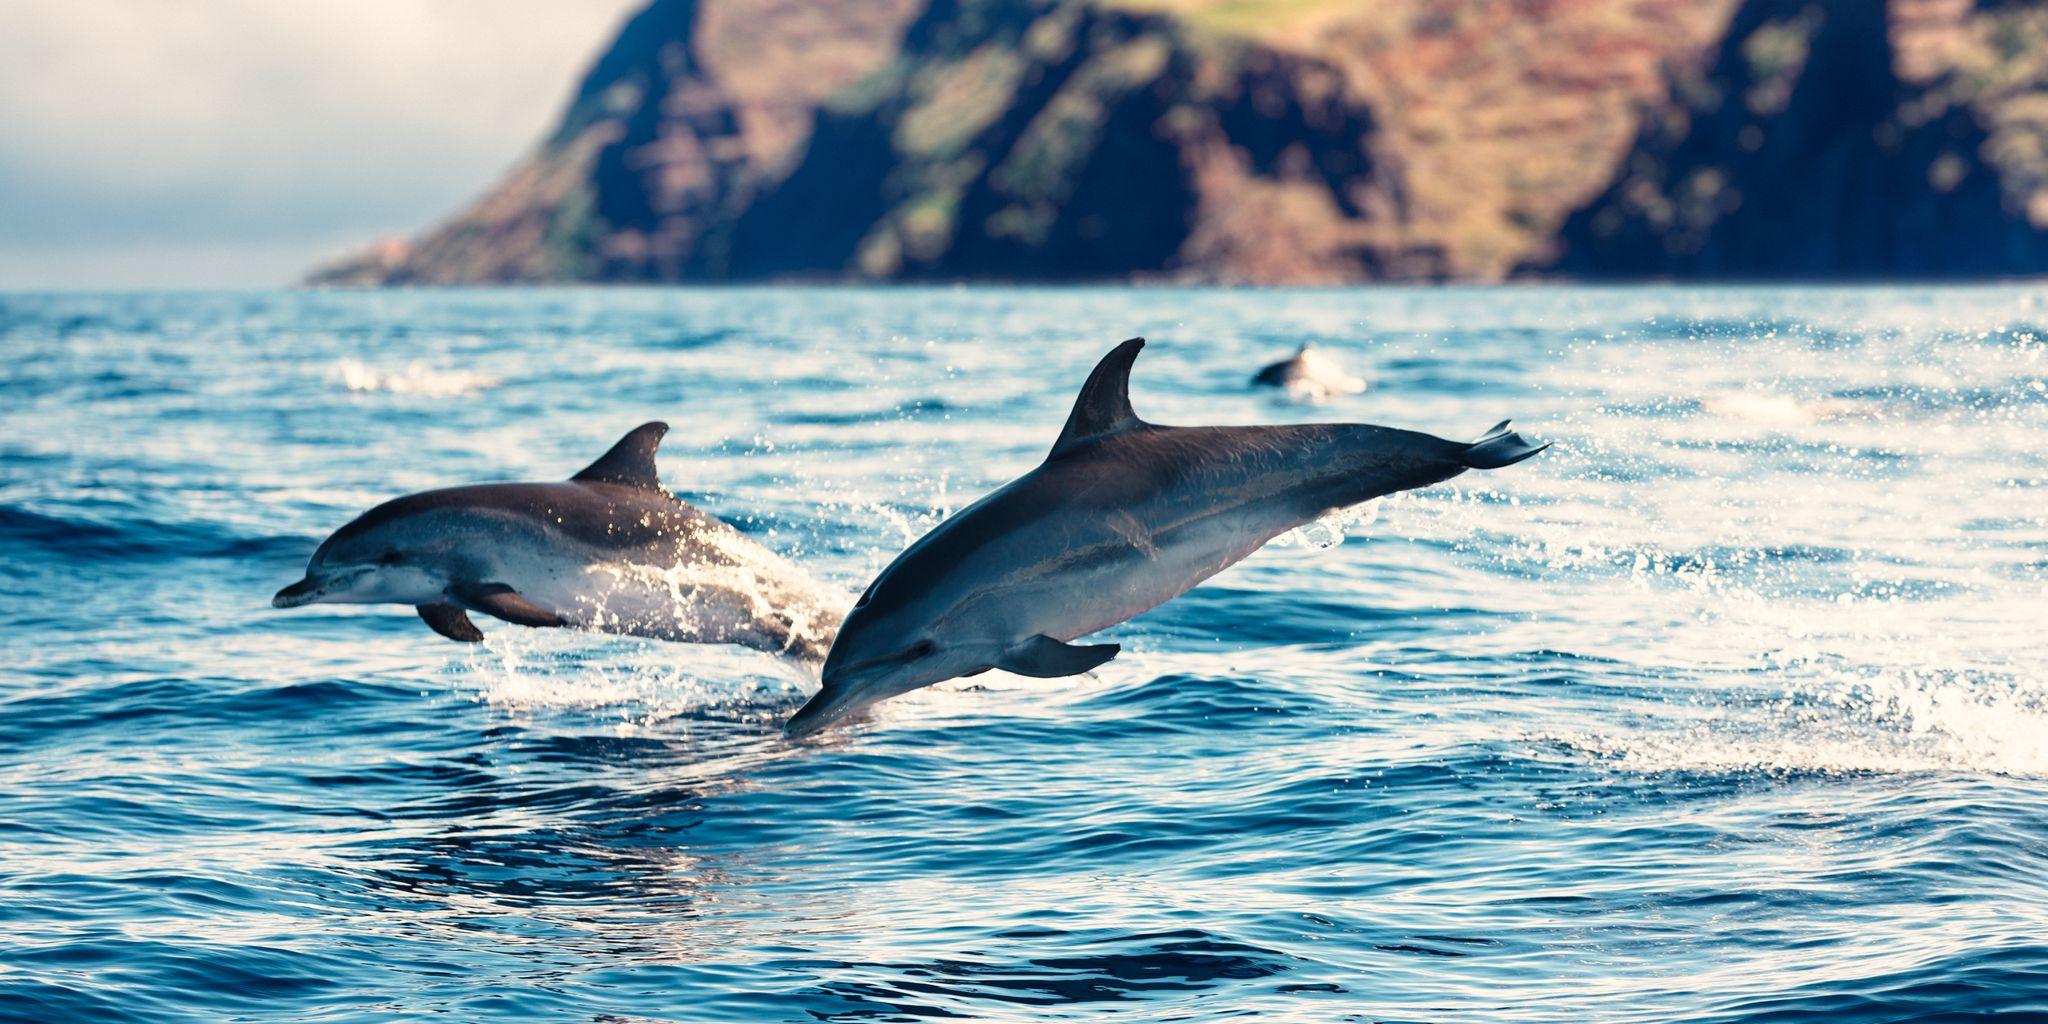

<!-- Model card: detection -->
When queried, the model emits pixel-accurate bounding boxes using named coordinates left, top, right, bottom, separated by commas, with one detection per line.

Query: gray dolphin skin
left=786, top=338, right=1547, bottom=736
left=273, top=423, right=842, bottom=660
left=1251, top=343, right=1317, bottom=387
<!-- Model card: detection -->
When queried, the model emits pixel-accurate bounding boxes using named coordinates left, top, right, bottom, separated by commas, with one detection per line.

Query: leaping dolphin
left=786, top=338, right=1546, bottom=736
left=273, top=423, right=843, bottom=661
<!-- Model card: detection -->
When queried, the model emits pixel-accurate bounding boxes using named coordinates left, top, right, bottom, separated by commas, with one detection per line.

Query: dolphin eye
left=375, top=550, right=404, bottom=565
left=907, top=640, right=936, bottom=659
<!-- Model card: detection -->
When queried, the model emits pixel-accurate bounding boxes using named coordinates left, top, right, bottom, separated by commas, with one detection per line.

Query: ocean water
left=2, top=286, right=2045, bottom=1023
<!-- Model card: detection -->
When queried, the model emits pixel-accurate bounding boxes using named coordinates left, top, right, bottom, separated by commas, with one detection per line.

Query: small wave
left=1657, top=315, right=1861, bottom=348
left=1561, top=669, right=2048, bottom=779
left=1696, top=942, right=2048, bottom=1024
left=1072, top=672, right=1326, bottom=732
left=780, top=396, right=957, bottom=426
left=331, top=358, right=498, bottom=396
left=0, top=504, right=302, bottom=562
left=785, top=927, right=1297, bottom=1012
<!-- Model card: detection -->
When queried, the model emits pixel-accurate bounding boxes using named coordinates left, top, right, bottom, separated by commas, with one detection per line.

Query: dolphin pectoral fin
left=451, top=582, right=567, bottom=629
left=417, top=603, right=485, bottom=643
left=997, top=635, right=1120, bottom=678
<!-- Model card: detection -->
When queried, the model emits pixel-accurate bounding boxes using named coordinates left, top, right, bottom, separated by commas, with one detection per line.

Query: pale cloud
left=0, top=0, right=640, bottom=287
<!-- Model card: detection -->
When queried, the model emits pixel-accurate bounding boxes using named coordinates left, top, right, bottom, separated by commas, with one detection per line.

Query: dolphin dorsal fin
left=572, top=422, right=668, bottom=490
left=1049, top=338, right=1147, bottom=460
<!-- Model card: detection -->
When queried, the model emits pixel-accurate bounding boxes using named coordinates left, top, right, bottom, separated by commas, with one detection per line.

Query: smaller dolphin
left=1251, top=343, right=1366, bottom=401
left=274, top=423, right=842, bottom=660
left=786, top=338, right=1545, bottom=736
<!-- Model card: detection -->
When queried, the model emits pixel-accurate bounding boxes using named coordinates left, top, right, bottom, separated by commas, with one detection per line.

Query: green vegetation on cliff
left=308, top=0, right=2048, bottom=285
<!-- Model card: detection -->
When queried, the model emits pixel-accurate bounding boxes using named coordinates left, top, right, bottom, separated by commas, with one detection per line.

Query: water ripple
left=2, top=287, right=2045, bottom=1022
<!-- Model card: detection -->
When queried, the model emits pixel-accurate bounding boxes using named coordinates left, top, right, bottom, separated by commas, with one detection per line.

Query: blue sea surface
left=2, top=286, right=2045, bottom=1022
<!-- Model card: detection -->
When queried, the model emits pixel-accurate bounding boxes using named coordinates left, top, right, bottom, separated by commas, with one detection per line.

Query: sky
left=0, top=0, right=641, bottom=289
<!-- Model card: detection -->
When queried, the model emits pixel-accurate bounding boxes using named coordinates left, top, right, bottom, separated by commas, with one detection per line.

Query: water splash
left=576, top=545, right=844, bottom=662
left=1562, top=664, right=2048, bottom=778
left=451, top=629, right=800, bottom=730
left=1272, top=498, right=1382, bottom=550
left=1266, top=346, right=1369, bottom=404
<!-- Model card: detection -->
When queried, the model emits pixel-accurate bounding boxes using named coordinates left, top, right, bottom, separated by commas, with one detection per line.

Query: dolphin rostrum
left=274, top=423, right=842, bottom=660
left=785, top=338, right=1546, bottom=736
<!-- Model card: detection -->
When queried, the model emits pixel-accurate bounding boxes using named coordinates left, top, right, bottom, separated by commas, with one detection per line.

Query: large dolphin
left=274, top=423, right=842, bottom=661
left=785, top=338, right=1546, bottom=736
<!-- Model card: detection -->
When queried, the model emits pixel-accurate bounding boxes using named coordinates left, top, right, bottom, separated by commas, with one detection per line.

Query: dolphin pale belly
left=787, top=338, right=1546, bottom=736
left=274, top=423, right=842, bottom=661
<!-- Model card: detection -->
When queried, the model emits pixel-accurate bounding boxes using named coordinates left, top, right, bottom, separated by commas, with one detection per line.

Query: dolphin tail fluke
left=1463, top=420, right=1549, bottom=469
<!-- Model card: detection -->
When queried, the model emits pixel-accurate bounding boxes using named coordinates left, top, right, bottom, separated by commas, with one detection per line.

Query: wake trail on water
left=451, top=628, right=810, bottom=728
left=1440, top=313, right=2048, bottom=780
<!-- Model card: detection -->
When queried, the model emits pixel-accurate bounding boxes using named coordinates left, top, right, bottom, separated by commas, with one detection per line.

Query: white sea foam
left=576, top=548, right=844, bottom=660
left=1560, top=666, right=2048, bottom=778
left=451, top=628, right=802, bottom=730
left=1699, top=389, right=1862, bottom=430
left=333, top=357, right=498, bottom=396
left=442, top=526, right=846, bottom=728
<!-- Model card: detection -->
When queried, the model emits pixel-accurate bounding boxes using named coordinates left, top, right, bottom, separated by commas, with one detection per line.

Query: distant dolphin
left=273, top=423, right=842, bottom=660
left=785, top=338, right=1545, bottom=736
left=1251, top=343, right=1366, bottom=401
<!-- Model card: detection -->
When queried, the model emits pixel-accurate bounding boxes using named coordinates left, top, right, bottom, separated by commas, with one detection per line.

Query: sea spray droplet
left=1292, top=518, right=1346, bottom=550
left=1279, top=499, right=1380, bottom=550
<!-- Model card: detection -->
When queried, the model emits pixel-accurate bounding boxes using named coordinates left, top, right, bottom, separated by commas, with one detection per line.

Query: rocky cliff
left=1540, top=0, right=2048, bottom=277
left=309, top=0, right=2048, bottom=284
